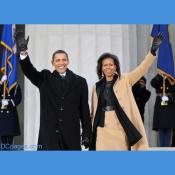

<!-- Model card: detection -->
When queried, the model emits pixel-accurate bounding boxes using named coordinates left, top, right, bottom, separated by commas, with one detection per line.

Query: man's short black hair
left=52, top=50, right=69, bottom=61
left=140, top=76, right=146, bottom=83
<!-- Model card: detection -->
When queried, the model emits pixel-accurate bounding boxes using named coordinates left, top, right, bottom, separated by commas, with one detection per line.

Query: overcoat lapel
left=52, top=70, right=64, bottom=97
left=63, top=69, right=79, bottom=96
left=52, top=69, right=79, bottom=97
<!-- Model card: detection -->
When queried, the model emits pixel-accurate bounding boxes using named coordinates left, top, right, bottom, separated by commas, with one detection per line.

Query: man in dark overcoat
left=151, top=73, right=175, bottom=147
left=132, top=76, right=151, bottom=122
left=0, top=73, right=22, bottom=150
left=16, top=33, right=92, bottom=150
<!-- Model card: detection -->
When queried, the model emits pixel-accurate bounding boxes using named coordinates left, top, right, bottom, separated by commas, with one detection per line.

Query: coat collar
left=95, top=74, right=119, bottom=98
left=52, top=69, right=79, bottom=96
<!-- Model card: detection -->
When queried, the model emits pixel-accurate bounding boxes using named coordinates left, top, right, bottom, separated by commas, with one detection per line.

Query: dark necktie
left=61, top=75, right=65, bottom=92
left=61, top=75, right=65, bottom=79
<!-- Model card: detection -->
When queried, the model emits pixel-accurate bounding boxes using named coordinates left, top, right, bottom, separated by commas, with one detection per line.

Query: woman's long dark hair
left=97, top=52, right=121, bottom=80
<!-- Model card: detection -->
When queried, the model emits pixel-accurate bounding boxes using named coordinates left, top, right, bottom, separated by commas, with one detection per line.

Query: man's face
left=52, top=53, right=69, bottom=74
left=139, top=79, right=146, bottom=88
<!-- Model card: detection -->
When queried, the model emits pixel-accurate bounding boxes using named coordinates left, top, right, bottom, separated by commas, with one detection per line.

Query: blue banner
left=151, top=24, right=175, bottom=83
left=0, top=24, right=17, bottom=93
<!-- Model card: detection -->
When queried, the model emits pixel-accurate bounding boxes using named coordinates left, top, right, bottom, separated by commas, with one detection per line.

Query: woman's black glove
left=151, top=32, right=164, bottom=56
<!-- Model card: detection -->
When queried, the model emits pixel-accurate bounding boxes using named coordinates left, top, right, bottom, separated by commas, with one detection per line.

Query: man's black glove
left=151, top=32, right=164, bottom=56
left=15, top=31, right=29, bottom=53
left=81, top=137, right=90, bottom=149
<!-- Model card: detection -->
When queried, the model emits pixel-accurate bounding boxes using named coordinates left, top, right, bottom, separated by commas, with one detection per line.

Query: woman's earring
left=115, top=72, right=119, bottom=79
left=115, top=71, right=118, bottom=76
left=102, top=71, right=104, bottom=77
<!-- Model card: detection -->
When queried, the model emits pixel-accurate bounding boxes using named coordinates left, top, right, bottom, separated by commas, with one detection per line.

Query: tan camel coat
left=91, top=52, right=155, bottom=150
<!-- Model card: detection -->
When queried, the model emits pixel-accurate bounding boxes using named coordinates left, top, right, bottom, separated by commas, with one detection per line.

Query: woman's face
left=102, top=58, right=117, bottom=79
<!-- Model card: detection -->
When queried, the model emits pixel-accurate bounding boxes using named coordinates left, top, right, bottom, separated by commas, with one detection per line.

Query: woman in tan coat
left=90, top=33, right=164, bottom=150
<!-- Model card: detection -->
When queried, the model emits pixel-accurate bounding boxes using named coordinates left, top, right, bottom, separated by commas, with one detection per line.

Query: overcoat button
left=56, top=130, right=60, bottom=133
left=60, top=107, right=64, bottom=111
left=59, top=119, right=63, bottom=122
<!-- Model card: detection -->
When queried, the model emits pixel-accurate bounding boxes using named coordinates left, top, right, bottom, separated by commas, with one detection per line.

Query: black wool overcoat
left=20, top=56, right=92, bottom=150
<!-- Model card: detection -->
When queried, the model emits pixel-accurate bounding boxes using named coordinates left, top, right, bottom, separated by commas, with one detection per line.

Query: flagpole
left=161, top=76, right=168, bottom=106
left=1, top=48, right=7, bottom=109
